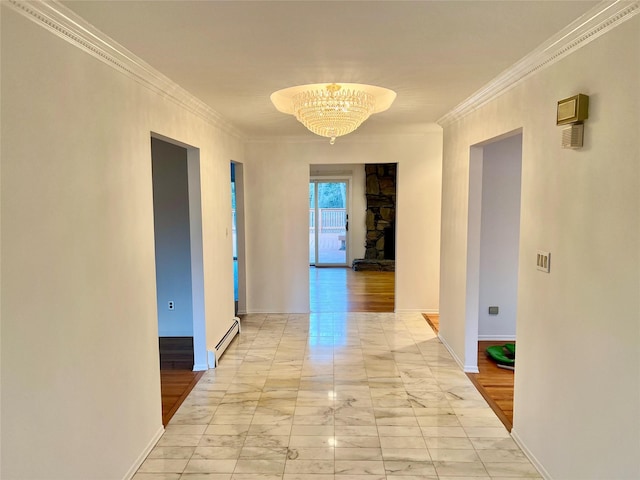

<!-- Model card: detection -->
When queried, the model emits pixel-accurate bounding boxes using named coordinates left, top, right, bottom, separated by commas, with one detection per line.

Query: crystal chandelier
left=271, top=83, right=396, bottom=144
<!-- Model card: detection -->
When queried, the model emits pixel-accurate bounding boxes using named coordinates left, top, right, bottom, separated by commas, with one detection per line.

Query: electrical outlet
left=537, top=251, right=551, bottom=273
left=168, top=301, right=175, bottom=310
left=488, top=306, right=499, bottom=315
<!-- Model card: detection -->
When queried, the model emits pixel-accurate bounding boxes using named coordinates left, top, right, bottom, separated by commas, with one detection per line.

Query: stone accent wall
left=365, top=164, right=397, bottom=260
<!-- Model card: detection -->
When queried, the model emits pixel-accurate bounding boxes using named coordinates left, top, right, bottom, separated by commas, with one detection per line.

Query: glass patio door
left=310, top=180, right=348, bottom=266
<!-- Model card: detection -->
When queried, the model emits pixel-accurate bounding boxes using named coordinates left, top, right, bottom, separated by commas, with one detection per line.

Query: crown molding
left=8, top=1, right=636, bottom=137
left=5, top=0, right=247, bottom=141
left=437, top=0, right=639, bottom=128
left=247, top=128, right=442, bottom=144
left=246, top=132, right=437, bottom=145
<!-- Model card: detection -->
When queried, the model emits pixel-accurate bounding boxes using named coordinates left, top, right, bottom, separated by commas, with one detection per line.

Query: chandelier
left=271, top=83, right=396, bottom=144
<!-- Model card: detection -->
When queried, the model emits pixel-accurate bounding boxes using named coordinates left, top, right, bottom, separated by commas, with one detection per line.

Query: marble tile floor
left=134, top=312, right=541, bottom=480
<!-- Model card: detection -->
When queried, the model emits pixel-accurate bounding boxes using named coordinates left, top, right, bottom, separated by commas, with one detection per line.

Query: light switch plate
left=537, top=251, right=550, bottom=273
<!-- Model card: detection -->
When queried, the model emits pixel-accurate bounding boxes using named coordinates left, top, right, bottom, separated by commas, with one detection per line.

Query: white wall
left=310, top=163, right=366, bottom=264
left=439, top=16, right=639, bottom=479
left=151, top=138, right=194, bottom=337
left=245, top=134, right=442, bottom=313
left=0, top=7, right=242, bottom=478
left=478, top=134, right=522, bottom=339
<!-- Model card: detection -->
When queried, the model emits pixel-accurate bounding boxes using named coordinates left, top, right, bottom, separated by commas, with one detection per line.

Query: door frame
left=465, top=129, right=523, bottom=373
left=151, top=132, right=207, bottom=371
left=231, top=161, right=247, bottom=315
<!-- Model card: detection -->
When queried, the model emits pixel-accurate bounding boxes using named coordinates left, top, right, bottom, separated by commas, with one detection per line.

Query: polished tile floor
left=135, top=313, right=540, bottom=479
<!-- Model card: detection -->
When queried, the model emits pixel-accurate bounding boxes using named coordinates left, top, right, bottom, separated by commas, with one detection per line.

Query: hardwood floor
left=422, top=315, right=514, bottom=431
left=310, top=266, right=395, bottom=312
left=160, top=369, right=204, bottom=426
left=467, top=341, right=515, bottom=431
left=158, top=336, right=202, bottom=426
left=422, top=313, right=439, bottom=333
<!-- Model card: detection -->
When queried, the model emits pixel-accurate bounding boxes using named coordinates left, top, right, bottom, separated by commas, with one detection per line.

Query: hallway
left=135, top=312, right=539, bottom=478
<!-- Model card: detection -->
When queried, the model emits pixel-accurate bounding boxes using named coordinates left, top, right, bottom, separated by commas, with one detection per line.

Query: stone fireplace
left=353, top=163, right=396, bottom=271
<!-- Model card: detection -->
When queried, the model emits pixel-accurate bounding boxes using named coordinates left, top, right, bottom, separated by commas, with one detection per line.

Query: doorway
left=151, top=138, right=194, bottom=354
left=150, top=135, right=207, bottom=424
left=465, top=131, right=522, bottom=369
left=231, top=161, right=247, bottom=315
left=465, top=131, right=522, bottom=428
left=308, top=165, right=396, bottom=312
left=309, top=179, right=349, bottom=266
left=231, top=163, right=238, bottom=314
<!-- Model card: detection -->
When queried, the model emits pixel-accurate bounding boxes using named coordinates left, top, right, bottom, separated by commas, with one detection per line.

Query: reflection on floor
left=310, top=267, right=395, bottom=313
left=136, top=312, right=539, bottom=478
left=159, top=267, right=393, bottom=431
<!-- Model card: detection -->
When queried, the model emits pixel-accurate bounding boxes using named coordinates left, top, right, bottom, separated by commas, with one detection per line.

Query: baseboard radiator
left=211, top=317, right=241, bottom=368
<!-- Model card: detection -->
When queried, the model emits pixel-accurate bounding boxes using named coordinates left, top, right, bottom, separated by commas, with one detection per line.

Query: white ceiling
left=63, top=1, right=600, bottom=139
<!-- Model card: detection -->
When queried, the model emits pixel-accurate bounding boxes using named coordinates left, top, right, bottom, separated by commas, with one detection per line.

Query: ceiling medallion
left=271, top=83, right=396, bottom=144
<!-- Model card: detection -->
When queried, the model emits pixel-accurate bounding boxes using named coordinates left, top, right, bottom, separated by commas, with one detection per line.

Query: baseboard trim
left=437, top=333, right=460, bottom=368
left=478, top=335, right=516, bottom=341
left=511, top=428, right=550, bottom=479
left=246, top=309, right=311, bottom=314
left=395, top=308, right=439, bottom=314
left=437, top=333, right=479, bottom=373
left=123, top=425, right=164, bottom=480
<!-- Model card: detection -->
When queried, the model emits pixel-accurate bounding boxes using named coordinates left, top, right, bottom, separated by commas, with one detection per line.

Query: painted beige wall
left=1, top=8, right=242, bottom=478
left=439, top=16, right=639, bottom=478
left=244, top=134, right=442, bottom=313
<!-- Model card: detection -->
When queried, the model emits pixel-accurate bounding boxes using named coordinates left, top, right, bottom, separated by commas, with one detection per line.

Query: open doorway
left=150, top=135, right=206, bottom=425
left=309, top=164, right=395, bottom=313
left=231, top=161, right=247, bottom=315
left=231, top=163, right=239, bottom=314
left=465, top=131, right=522, bottom=430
